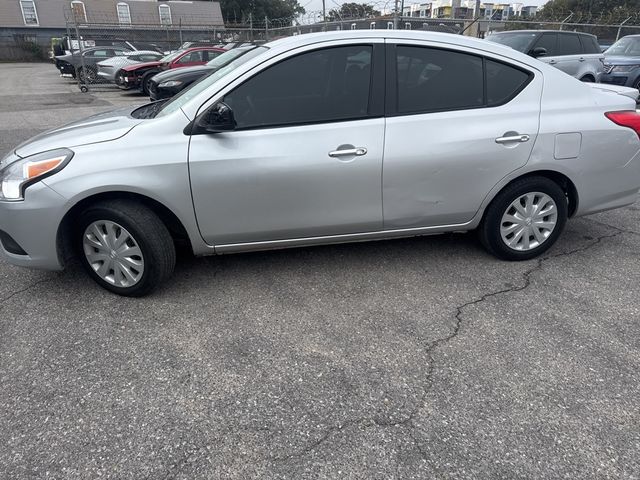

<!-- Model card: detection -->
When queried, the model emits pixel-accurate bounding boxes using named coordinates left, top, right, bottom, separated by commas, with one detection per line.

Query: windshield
left=605, top=37, right=640, bottom=56
left=206, top=46, right=254, bottom=67
left=486, top=32, right=538, bottom=52
left=156, top=46, right=268, bottom=118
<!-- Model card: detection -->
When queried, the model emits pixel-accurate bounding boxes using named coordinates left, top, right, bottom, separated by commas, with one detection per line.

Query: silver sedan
left=2, top=31, right=640, bottom=296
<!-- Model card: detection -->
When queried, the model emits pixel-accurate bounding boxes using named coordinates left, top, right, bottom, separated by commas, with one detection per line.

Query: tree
left=219, top=0, right=305, bottom=24
left=327, top=3, right=381, bottom=21
left=538, top=0, right=640, bottom=21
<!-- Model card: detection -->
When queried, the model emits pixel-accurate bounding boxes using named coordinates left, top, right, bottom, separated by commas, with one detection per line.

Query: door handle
left=495, top=134, right=530, bottom=144
left=328, top=147, right=367, bottom=158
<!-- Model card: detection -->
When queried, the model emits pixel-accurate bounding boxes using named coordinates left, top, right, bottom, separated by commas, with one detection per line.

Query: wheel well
left=497, top=170, right=578, bottom=217
left=580, top=74, right=595, bottom=82
left=57, top=191, right=191, bottom=265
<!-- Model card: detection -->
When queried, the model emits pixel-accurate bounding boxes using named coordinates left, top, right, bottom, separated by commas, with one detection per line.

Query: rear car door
left=382, top=41, right=542, bottom=229
left=188, top=42, right=385, bottom=245
left=577, top=34, right=605, bottom=81
left=531, top=32, right=560, bottom=69
left=553, top=32, right=584, bottom=77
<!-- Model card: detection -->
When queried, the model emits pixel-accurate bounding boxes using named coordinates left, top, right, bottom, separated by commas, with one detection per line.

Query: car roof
left=490, top=29, right=595, bottom=37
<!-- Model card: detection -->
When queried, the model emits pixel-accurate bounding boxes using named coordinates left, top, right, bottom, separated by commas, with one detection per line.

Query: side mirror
left=196, top=102, right=236, bottom=134
left=530, top=47, right=547, bottom=58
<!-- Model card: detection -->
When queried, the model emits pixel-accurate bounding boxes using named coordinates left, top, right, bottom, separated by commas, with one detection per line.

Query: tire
left=141, top=72, right=156, bottom=95
left=580, top=75, right=595, bottom=83
left=75, top=200, right=176, bottom=296
left=77, top=66, right=96, bottom=84
left=478, top=176, right=568, bottom=261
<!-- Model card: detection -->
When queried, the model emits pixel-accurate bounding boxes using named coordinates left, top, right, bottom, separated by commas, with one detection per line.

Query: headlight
left=0, top=148, right=73, bottom=201
left=610, top=65, right=640, bottom=73
left=159, top=80, right=183, bottom=88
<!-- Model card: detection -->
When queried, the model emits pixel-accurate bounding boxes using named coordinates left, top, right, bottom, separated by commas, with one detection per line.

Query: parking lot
left=1, top=62, right=639, bottom=479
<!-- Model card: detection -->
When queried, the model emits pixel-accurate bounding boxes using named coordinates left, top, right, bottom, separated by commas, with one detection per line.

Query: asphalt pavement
left=0, top=63, right=638, bottom=479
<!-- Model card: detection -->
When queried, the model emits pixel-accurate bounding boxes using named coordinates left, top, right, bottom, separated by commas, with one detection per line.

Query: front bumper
left=148, top=81, right=178, bottom=101
left=600, top=72, right=636, bottom=87
left=0, top=183, right=67, bottom=270
left=56, top=60, right=75, bottom=75
left=116, top=72, right=140, bottom=90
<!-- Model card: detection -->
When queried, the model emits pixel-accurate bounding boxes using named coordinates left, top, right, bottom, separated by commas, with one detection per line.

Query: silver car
left=487, top=30, right=605, bottom=82
left=97, top=51, right=165, bottom=82
left=2, top=31, right=640, bottom=296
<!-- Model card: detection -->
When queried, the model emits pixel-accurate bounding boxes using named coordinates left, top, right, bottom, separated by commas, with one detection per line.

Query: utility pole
left=393, top=0, right=398, bottom=29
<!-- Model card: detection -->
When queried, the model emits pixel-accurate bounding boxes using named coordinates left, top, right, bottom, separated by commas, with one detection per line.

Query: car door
left=188, top=43, right=385, bottom=245
left=382, top=42, right=542, bottom=229
left=553, top=32, right=583, bottom=77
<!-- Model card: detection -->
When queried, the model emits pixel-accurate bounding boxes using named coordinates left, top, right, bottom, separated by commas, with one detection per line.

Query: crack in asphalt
left=0, top=275, right=60, bottom=306
left=269, top=227, right=625, bottom=464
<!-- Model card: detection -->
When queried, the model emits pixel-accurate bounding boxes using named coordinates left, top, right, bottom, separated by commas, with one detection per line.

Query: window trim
left=206, top=44, right=384, bottom=133
left=19, top=0, right=39, bottom=26
left=385, top=43, right=534, bottom=118
left=116, top=2, right=131, bottom=25
left=158, top=4, right=172, bottom=26
left=70, top=0, right=87, bottom=22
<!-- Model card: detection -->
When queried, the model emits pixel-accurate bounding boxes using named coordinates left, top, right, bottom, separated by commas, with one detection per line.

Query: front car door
left=188, top=41, right=385, bottom=246
left=382, top=40, right=542, bottom=229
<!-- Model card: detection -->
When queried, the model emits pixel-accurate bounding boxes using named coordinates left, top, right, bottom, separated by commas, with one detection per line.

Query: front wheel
left=478, top=177, right=568, bottom=261
left=75, top=200, right=176, bottom=296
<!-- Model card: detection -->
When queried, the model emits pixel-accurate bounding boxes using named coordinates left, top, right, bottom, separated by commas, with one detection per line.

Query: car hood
left=123, top=60, right=162, bottom=71
left=153, top=65, right=212, bottom=82
left=14, top=106, right=143, bottom=158
left=603, top=55, right=640, bottom=66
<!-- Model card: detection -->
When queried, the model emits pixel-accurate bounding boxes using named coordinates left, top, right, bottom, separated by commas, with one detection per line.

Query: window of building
left=159, top=4, right=171, bottom=26
left=116, top=2, right=131, bottom=25
left=19, top=0, right=39, bottom=25
left=224, top=45, right=373, bottom=129
left=70, top=1, right=87, bottom=22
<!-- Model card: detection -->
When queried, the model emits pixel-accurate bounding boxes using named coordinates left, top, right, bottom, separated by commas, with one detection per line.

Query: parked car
left=3, top=31, right=640, bottom=296
left=97, top=51, right=165, bottom=83
left=601, top=35, right=640, bottom=89
left=116, top=47, right=225, bottom=94
left=149, top=45, right=260, bottom=100
left=55, top=46, right=132, bottom=81
left=486, top=30, right=604, bottom=82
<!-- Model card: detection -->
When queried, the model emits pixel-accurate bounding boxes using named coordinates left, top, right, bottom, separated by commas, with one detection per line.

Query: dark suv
left=487, top=30, right=604, bottom=82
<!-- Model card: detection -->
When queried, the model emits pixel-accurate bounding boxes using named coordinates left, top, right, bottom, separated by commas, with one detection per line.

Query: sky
left=302, top=0, right=548, bottom=16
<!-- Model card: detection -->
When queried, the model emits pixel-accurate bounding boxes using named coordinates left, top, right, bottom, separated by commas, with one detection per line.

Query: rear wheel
left=75, top=200, right=176, bottom=296
left=580, top=75, right=595, bottom=82
left=479, top=177, right=568, bottom=261
left=78, top=66, right=97, bottom=84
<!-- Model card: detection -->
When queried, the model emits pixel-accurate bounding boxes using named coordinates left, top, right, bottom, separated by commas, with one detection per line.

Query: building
left=0, top=0, right=224, bottom=60
left=400, top=1, right=536, bottom=20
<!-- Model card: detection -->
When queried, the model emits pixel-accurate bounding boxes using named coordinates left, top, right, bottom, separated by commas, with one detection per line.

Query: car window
left=579, top=35, right=600, bottom=54
left=224, top=45, right=372, bottom=129
left=533, top=33, right=557, bottom=56
left=486, top=59, right=531, bottom=106
left=178, top=51, right=204, bottom=63
left=556, top=33, right=582, bottom=56
left=395, top=46, right=483, bottom=114
left=86, top=49, right=109, bottom=57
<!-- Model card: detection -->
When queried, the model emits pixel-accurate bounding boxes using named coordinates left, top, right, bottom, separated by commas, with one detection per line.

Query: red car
left=116, top=46, right=224, bottom=94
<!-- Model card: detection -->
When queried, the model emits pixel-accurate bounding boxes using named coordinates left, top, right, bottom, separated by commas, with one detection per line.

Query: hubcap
left=82, top=221, right=144, bottom=288
left=500, top=192, right=558, bottom=251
